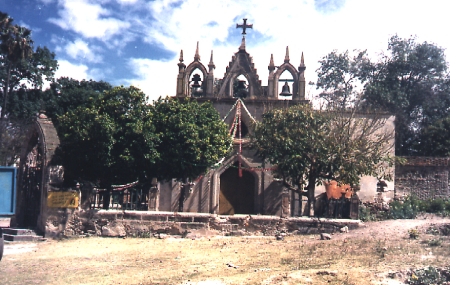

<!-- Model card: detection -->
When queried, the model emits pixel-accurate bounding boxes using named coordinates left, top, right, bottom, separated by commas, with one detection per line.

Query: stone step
left=2, top=234, right=45, bottom=242
left=2, top=228, right=37, bottom=236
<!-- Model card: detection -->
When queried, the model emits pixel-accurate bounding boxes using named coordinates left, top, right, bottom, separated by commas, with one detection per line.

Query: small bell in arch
left=234, top=80, right=248, bottom=98
left=191, top=73, right=203, bottom=97
left=279, top=81, right=292, bottom=97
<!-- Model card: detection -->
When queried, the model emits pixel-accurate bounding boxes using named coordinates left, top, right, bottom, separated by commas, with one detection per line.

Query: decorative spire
left=284, top=46, right=290, bottom=63
left=208, top=50, right=215, bottom=72
left=194, top=41, right=200, bottom=61
left=268, top=54, right=275, bottom=72
left=239, top=36, right=246, bottom=51
left=179, top=50, right=184, bottom=62
left=178, top=49, right=185, bottom=71
left=298, top=52, right=305, bottom=71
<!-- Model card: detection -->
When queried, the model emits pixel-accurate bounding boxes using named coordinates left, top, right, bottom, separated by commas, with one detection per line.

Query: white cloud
left=124, top=57, right=177, bottom=102
left=65, top=39, right=103, bottom=63
left=55, top=60, right=90, bottom=81
left=49, top=0, right=130, bottom=40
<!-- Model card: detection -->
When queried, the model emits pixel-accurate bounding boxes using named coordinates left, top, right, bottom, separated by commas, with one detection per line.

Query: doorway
left=219, top=163, right=255, bottom=215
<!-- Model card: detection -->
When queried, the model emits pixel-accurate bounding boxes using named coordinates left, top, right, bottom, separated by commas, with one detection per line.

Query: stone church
left=156, top=19, right=394, bottom=216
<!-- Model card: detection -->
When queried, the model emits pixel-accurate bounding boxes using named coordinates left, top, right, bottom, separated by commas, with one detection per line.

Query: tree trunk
left=305, top=175, right=316, bottom=217
left=178, top=178, right=188, bottom=212
left=1, top=64, right=11, bottom=119
left=297, top=183, right=303, bottom=216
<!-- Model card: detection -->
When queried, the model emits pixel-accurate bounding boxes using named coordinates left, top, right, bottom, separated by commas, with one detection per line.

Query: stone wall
left=45, top=210, right=361, bottom=238
left=395, top=157, right=450, bottom=199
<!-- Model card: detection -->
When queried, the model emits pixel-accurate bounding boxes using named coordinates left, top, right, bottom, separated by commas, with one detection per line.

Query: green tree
left=56, top=86, right=159, bottom=207
left=0, top=12, right=33, bottom=118
left=43, top=77, right=112, bottom=121
left=252, top=104, right=394, bottom=216
left=150, top=97, right=231, bottom=212
left=316, top=49, right=374, bottom=110
left=418, top=116, right=450, bottom=156
left=361, top=35, right=449, bottom=155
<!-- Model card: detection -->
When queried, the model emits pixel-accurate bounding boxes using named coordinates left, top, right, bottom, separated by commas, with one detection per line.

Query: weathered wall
left=45, top=210, right=362, bottom=238
left=395, top=157, right=450, bottom=199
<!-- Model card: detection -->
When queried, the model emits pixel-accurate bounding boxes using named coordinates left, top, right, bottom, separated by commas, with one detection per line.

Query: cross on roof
left=236, top=18, right=253, bottom=35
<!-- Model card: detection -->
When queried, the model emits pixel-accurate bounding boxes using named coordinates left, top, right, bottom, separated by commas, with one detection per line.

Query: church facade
left=156, top=19, right=395, bottom=216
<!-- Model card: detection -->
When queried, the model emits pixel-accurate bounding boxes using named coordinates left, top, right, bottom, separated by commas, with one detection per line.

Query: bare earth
left=2, top=214, right=450, bottom=285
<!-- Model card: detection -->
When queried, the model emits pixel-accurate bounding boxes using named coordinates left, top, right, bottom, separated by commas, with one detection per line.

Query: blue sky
left=1, top=0, right=450, bottom=102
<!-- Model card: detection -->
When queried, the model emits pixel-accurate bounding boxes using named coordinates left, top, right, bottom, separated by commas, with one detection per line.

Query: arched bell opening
left=189, top=68, right=205, bottom=97
left=233, top=74, right=249, bottom=99
left=277, top=70, right=294, bottom=100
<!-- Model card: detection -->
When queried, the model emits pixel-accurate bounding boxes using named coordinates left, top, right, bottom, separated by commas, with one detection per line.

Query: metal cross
left=236, top=18, right=253, bottom=35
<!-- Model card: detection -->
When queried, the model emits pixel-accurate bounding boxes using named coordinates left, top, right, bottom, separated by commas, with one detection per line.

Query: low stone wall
left=395, top=157, right=450, bottom=199
left=45, top=209, right=362, bottom=238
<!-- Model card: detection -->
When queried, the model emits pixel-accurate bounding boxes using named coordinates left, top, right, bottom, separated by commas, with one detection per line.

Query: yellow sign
left=47, top=191, right=79, bottom=208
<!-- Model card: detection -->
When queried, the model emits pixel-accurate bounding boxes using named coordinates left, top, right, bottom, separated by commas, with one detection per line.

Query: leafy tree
left=361, top=35, right=449, bottom=155
left=43, top=77, right=112, bottom=121
left=418, top=116, right=450, bottom=156
left=252, top=104, right=394, bottom=216
left=316, top=49, right=373, bottom=110
left=1, top=12, right=33, bottom=118
left=150, top=97, right=231, bottom=212
left=317, top=36, right=450, bottom=156
left=56, top=86, right=159, bottom=207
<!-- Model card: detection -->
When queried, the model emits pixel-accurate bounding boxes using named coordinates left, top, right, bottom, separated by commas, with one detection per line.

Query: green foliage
left=252, top=104, right=394, bottom=215
left=150, top=97, right=231, bottom=182
left=408, top=228, right=420, bottom=239
left=418, top=116, right=450, bottom=156
left=316, top=49, right=373, bottom=110
left=408, top=266, right=450, bottom=285
left=388, top=195, right=421, bottom=219
left=44, top=77, right=112, bottom=121
left=0, top=12, right=58, bottom=119
left=318, top=35, right=450, bottom=156
left=56, top=86, right=158, bottom=187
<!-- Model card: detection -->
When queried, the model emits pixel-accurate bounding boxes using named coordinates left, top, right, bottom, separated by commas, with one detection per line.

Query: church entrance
left=219, top=163, right=255, bottom=215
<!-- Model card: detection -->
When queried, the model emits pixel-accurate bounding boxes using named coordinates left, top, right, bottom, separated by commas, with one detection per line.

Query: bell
left=191, top=74, right=203, bottom=97
left=279, top=81, right=292, bottom=96
left=234, top=80, right=248, bottom=98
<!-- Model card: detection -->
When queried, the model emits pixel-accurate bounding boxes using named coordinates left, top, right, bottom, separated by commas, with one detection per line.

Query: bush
left=389, top=195, right=421, bottom=219
left=408, top=266, right=450, bottom=285
left=428, top=199, right=446, bottom=213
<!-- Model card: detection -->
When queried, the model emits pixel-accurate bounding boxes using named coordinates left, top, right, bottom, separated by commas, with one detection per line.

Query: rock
left=320, top=233, right=332, bottom=240
left=101, top=222, right=126, bottom=237
left=340, top=226, right=349, bottom=233
left=317, top=270, right=338, bottom=276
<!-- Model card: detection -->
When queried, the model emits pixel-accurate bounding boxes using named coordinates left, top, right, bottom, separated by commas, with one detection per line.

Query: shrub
left=408, top=228, right=420, bottom=239
left=389, top=195, right=421, bottom=219
left=428, top=199, right=446, bottom=213
left=408, top=266, right=450, bottom=285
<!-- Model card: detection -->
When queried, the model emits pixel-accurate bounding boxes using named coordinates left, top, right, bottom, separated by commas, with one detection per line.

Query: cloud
left=48, top=0, right=130, bottom=41
left=314, top=0, right=346, bottom=13
left=124, top=57, right=177, bottom=102
left=65, top=39, right=103, bottom=63
left=55, top=60, right=89, bottom=81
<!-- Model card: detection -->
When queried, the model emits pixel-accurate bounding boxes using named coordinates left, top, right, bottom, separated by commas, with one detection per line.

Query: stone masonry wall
left=395, top=157, right=450, bottom=199
left=45, top=210, right=361, bottom=238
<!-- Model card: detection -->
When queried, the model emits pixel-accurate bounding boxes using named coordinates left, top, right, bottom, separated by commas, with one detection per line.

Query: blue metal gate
left=0, top=167, right=16, bottom=216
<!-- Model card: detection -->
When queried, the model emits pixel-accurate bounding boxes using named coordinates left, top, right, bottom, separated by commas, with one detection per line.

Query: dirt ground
left=2, top=215, right=450, bottom=285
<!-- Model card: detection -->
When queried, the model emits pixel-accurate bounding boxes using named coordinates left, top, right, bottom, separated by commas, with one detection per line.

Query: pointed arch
left=273, top=62, right=299, bottom=99
left=184, top=62, right=208, bottom=97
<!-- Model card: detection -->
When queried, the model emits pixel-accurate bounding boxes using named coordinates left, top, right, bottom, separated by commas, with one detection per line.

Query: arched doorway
left=219, top=162, right=255, bottom=215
